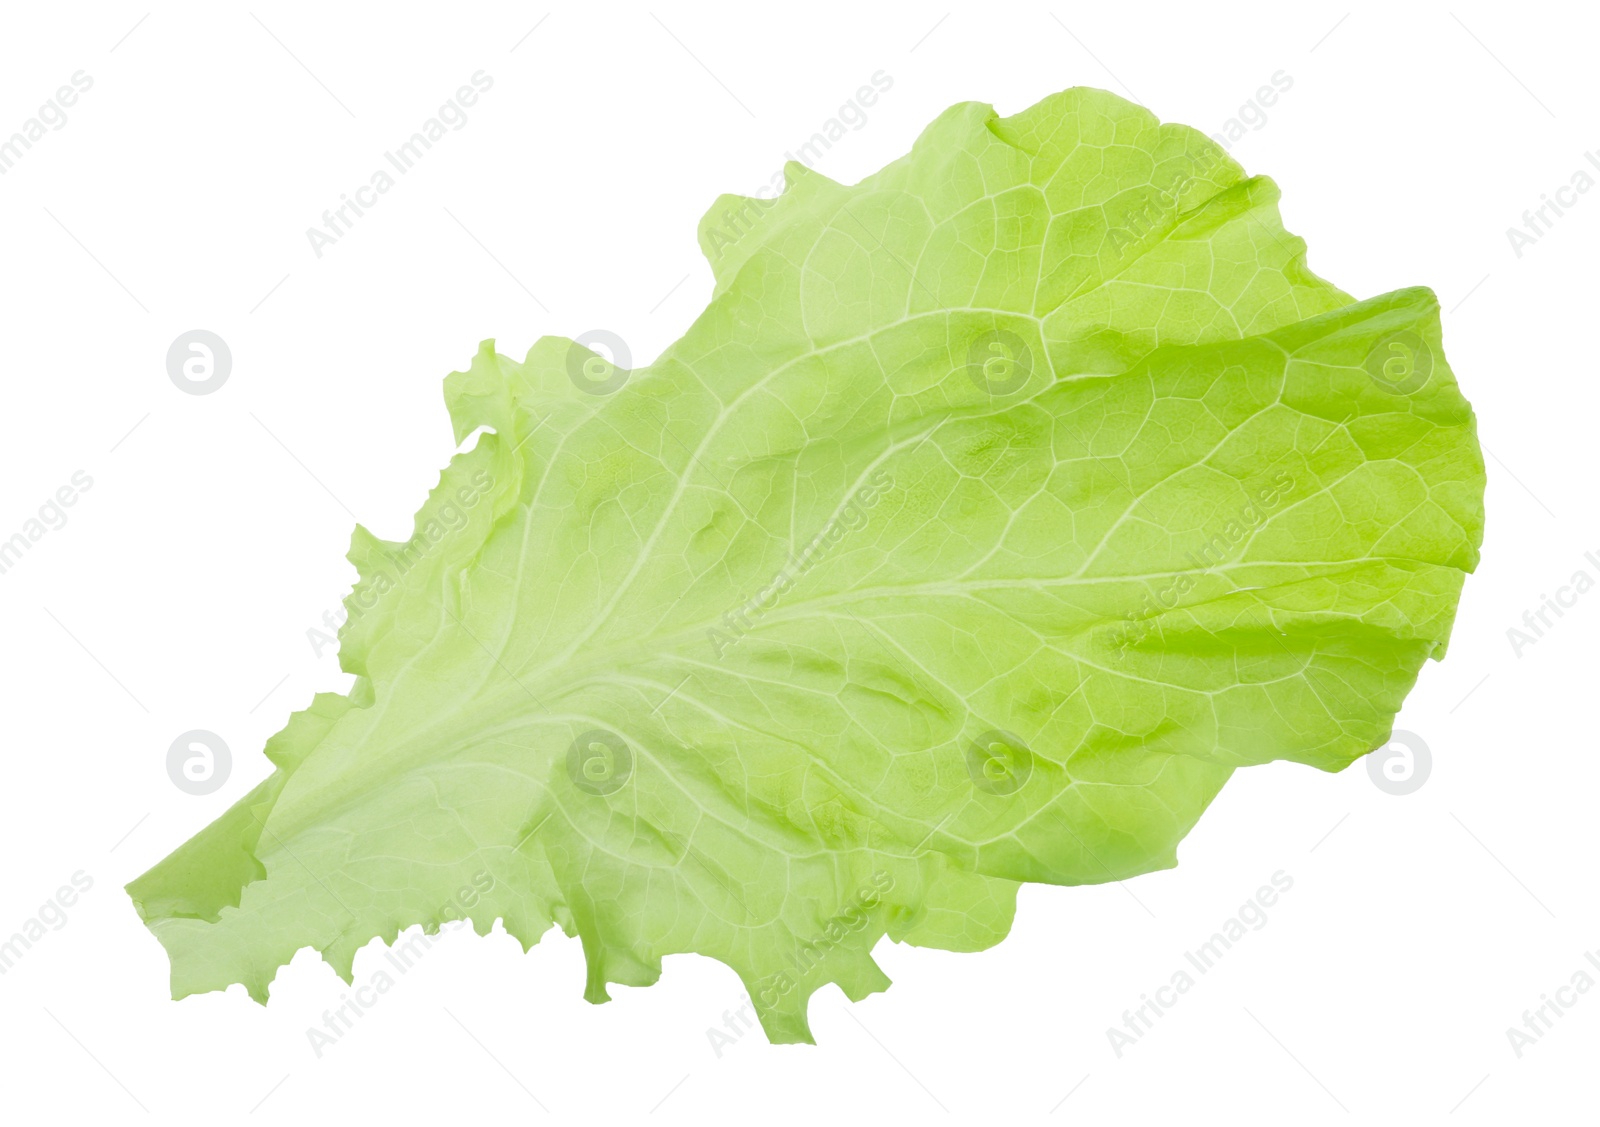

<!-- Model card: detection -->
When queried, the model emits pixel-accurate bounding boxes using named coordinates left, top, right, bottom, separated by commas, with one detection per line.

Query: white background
left=0, top=2, right=1592, bottom=1123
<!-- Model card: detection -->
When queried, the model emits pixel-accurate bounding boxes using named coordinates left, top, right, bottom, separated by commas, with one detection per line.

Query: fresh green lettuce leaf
left=128, top=87, right=1485, bottom=1043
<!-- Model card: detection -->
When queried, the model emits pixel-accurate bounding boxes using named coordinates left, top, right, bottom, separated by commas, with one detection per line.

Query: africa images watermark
left=1107, top=870, right=1294, bottom=1058
left=305, top=870, right=495, bottom=1057
left=1106, top=71, right=1293, bottom=253
left=306, top=70, right=494, bottom=258
left=1109, top=471, right=1296, bottom=655
left=0, top=870, right=94, bottom=976
left=0, top=71, right=94, bottom=176
left=1209, top=71, right=1295, bottom=149
left=1504, top=546, right=1599, bottom=657
left=0, top=470, right=94, bottom=578
left=707, top=469, right=893, bottom=659
left=308, top=467, right=494, bottom=656
left=1505, top=150, right=1600, bottom=258
left=701, top=70, right=894, bottom=259
left=706, top=869, right=895, bottom=1057
left=1505, top=947, right=1600, bottom=1059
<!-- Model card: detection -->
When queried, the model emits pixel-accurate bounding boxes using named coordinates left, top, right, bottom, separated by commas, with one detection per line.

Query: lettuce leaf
left=128, top=87, right=1485, bottom=1043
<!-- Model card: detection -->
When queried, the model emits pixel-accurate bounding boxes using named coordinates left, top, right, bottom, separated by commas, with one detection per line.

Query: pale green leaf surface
left=129, top=87, right=1485, bottom=1043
